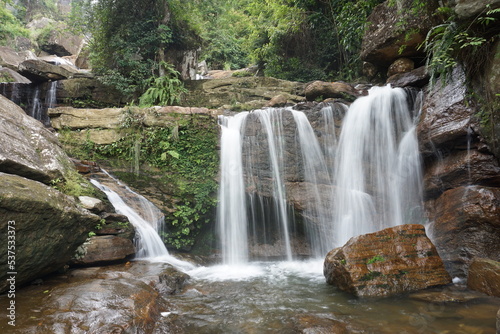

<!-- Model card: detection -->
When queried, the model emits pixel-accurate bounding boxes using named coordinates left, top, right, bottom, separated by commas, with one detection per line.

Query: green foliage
left=64, top=111, right=219, bottom=250
left=86, top=0, right=197, bottom=97
left=422, top=5, right=500, bottom=86
left=139, top=62, right=187, bottom=106
left=0, top=5, right=29, bottom=45
left=367, top=255, right=385, bottom=264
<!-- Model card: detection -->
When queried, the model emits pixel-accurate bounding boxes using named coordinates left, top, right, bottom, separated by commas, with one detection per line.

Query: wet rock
left=79, top=196, right=105, bottom=213
left=409, top=287, right=486, bottom=303
left=387, top=57, right=414, bottom=77
left=497, top=308, right=500, bottom=333
left=18, top=58, right=75, bottom=82
left=0, top=95, right=78, bottom=184
left=71, top=158, right=100, bottom=174
left=427, top=186, right=500, bottom=278
left=157, top=266, right=190, bottom=295
left=27, top=278, right=180, bottom=333
left=387, top=66, right=429, bottom=88
left=72, top=235, right=135, bottom=265
left=362, top=61, right=378, bottom=80
left=0, top=172, right=100, bottom=293
left=417, top=67, right=475, bottom=157
left=293, top=314, right=348, bottom=334
left=361, top=0, right=440, bottom=66
left=423, top=149, right=500, bottom=199
left=324, top=224, right=451, bottom=297
left=467, top=258, right=500, bottom=297
left=304, top=81, right=360, bottom=101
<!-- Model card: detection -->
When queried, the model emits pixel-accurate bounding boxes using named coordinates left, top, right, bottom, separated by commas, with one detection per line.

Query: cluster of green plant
left=422, top=5, right=500, bottom=86
left=139, top=62, right=187, bottom=107
left=366, top=255, right=385, bottom=264
left=0, top=2, right=30, bottom=45
left=65, top=111, right=219, bottom=250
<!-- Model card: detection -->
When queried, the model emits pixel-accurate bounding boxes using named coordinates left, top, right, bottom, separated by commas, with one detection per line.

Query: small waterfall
left=218, top=112, right=250, bottom=265
left=332, top=85, right=423, bottom=246
left=29, top=85, right=43, bottom=121
left=90, top=169, right=172, bottom=258
left=45, top=81, right=58, bottom=109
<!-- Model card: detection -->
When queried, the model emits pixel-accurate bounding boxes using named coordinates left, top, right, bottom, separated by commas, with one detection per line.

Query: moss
left=360, top=271, right=383, bottom=281
left=367, top=255, right=385, bottom=264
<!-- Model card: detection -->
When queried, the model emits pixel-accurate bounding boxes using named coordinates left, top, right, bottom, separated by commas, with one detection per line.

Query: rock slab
left=467, top=258, right=500, bottom=298
left=324, top=224, right=451, bottom=297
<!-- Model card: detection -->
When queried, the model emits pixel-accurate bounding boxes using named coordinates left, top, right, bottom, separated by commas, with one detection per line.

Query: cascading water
left=217, top=85, right=423, bottom=263
left=333, top=85, right=423, bottom=246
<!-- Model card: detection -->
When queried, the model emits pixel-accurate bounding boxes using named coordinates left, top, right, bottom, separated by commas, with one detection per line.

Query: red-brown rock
left=72, top=235, right=135, bottom=265
left=324, top=224, right=451, bottom=297
left=427, top=186, right=500, bottom=278
left=467, top=258, right=500, bottom=297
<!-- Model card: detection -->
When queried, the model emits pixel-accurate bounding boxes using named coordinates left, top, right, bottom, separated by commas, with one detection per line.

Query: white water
left=45, top=81, right=57, bottom=109
left=333, top=85, right=423, bottom=246
left=90, top=173, right=195, bottom=270
left=217, top=112, right=250, bottom=265
left=217, top=85, right=423, bottom=264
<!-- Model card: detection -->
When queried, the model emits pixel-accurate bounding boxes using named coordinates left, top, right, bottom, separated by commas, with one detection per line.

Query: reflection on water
left=171, top=259, right=500, bottom=334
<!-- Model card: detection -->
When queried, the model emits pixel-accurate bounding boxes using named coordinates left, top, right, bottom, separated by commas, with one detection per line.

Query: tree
left=86, top=0, right=197, bottom=98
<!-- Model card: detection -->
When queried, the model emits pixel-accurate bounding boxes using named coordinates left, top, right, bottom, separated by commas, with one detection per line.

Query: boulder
left=454, top=0, right=500, bottom=19
left=0, top=67, right=31, bottom=83
left=324, top=224, right=451, bottom=297
left=72, top=235, right=135, bottom=265
left=0, top=172, right=100, bottom=293
left=427, top=186, right=500, bottom=278
left=423, top=149, right=500, bottom=199
left=361, top=0, right=440, bottom=67
left=387, top=57, right=414, bottom=77
left=78, top=196, right=106, bottom=213
left=387, top=66, right=429, bottom=88
left=304, top=81, right=360, bottom=101
left=157, top=266, right=190, bottom=295
left=0, top=95, right=77, bottom=184
left=467, top=258, right=500, bottom=297
left=0, top=46, right=36, bottom=70
left=18, top=58, right=75, bottom=82
left=182, top=76, right=305, bottom=109
left=38, top=25, right=85, bottom=57
left=417, top=67, right=475, bottom=157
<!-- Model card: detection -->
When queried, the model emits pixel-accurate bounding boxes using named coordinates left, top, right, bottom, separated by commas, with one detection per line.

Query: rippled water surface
left=167, top=259, right=500, bottom=333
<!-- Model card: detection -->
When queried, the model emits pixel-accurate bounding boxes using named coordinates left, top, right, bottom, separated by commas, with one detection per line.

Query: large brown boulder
left=361, top=0, right=440, bottom=67
left=0, top=172, right=100, bottom=293
left=324, top=224, right=451, bottom=297
left=467, top=258, right=500, bottom=297
left=427, top=186, right=500, bottom=278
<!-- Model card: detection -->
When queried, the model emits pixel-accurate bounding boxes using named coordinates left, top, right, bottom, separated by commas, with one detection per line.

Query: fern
left=139, top=62, right=187, bottom=107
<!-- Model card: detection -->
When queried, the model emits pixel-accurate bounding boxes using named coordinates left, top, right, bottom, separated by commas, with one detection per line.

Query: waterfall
left=332, top=85, right=423, bottom=246
left=45, top=81, right=57, bottom=109
left=217, top=85, right=423, bottom=263
left=218, top=112, right=250, bottom=265
left=89, top=171, right=168, bottom=258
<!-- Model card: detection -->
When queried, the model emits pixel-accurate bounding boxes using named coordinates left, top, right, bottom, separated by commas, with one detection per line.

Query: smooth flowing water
left=90, top=171, right=194, bottom=269
left=217, top=86, right=423, bottom=262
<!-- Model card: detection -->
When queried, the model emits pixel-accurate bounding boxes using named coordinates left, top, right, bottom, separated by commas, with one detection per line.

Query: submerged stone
left=323, top=224, right=451, bottom=297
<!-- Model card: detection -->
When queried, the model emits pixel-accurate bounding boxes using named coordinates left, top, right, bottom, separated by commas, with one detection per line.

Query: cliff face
left=0, top=95, right=99, bottom=293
